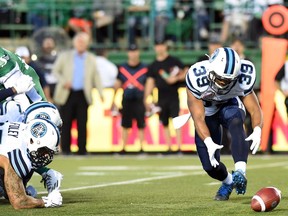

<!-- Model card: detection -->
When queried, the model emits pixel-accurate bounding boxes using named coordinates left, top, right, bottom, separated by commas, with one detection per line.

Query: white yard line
left=38, top=172, right=192, bottom=194
left=38, top=161, right=288, bottom=195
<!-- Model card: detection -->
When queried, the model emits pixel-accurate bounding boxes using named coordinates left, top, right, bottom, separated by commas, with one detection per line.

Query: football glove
left=42, top=190, right=63, bottom=208
left=13, top=74, right=35, bottom=94
left=204, top=137, right=223, bottom=168
left=245, top=126, right=261, bottom=155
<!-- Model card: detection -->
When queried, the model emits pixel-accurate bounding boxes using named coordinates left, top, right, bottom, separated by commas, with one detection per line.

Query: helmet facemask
left=28, top=146, right=55, bottom=168
left=208, top=71, right=238, bottom=95
left=26, top=118, right=60, bottom=168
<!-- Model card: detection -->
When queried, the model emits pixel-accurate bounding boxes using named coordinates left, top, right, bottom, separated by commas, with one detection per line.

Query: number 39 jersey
left=0, top=122, right=32, bottom=179
left=186, top=59, right=256, bottom=116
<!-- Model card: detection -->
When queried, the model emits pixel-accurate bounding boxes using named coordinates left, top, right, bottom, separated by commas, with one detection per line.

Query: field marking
left=38, top=172, right=193, bottom=194
left=38, top=161, right=288, bottom=195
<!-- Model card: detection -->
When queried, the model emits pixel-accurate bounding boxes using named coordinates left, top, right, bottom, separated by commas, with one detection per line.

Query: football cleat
left=214, top=182, right=234, bottom=201
left=26, top=185, right=37, bottom=198
left=41, top=169, right=63, bottom=193
left=232, top=170, right=247, bottom=195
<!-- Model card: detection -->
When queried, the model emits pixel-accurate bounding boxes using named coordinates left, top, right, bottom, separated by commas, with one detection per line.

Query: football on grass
left=251, top=187, right=281, bottom=212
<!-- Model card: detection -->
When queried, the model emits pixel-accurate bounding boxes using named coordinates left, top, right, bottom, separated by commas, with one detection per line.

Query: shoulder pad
left=186, top=61, right=210, bottom=98
left=237, top=60, right=256, bottom=95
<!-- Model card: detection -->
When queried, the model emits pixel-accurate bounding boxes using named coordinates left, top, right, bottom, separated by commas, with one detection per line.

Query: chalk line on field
left=38, top=172, right=194, bottom=194
left=38, top=161, right=287, bottom=194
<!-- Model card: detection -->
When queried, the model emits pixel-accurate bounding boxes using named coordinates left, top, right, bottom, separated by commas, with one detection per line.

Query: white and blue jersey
left=0, top=122, right=32, bottom=179
left=186, top=59, right=256, bottom=116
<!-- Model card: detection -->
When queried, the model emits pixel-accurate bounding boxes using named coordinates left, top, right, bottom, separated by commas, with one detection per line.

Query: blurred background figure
left=95, top=48, right=118, bottom=88
left=248, top=0, right=284, bottom=48
left=230, top=37, right=251, bottom=61
left=37, top=37, right=58, bottom=102
left=151, top=0, right=175, bottom=42
left=26, top=1, right=49, bottom=33
left=67, top=5, right=93, bottom=38
left=194, top=0, right=212, bottom=43
left=111, top=44, right=148, bottom=152
left=52, top=32, right=104, bottom=155
left=92, top=0, right=123, bottom=47
left=124, top=0, right=150, bottom=47
left=220, top=0, right=253, bottom=44
left=197, top=32, right=222, bottom=62
left=125, top=0, right=150, bottom=45
left=144, top=39, right=186, bottom=152
left=15, top=46, right=52, bottom=102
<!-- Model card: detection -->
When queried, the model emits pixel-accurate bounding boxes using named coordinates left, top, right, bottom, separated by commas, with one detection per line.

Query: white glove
left=245, top=126, right=261, bottom=155
left=204, top=137, right=223, bottom=168
left=13, top=74, right=35, bottom=94
left=42, top=190, right=63, bottom=208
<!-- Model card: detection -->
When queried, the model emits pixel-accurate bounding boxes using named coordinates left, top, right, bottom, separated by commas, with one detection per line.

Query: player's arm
left=187, top=88, right=223, bottom=167
left=241, top=91, right=263, bottom=154
left=186, top=88, right=210, bottom=140
left=143, top=77, right=155, bottom=111
left=241, top=91, right=263, bottom=129
left=0, top=155, right=45, bottom=209
left=111, top=79, right=122, bottom=111
left=0, top=87, right=16, bottom=102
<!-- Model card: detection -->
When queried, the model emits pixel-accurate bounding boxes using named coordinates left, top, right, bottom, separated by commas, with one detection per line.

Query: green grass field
left=2, top=154, right=288, bottom=216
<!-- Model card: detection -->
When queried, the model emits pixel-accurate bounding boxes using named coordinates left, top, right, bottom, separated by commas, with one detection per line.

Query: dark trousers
left=60, top=90, right=88, bottom=155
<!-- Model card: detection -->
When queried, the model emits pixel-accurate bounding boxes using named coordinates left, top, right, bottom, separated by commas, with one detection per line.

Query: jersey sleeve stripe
left=8, top=149, right=29, bottom=179
left=185, top=73, right=201, bottom=98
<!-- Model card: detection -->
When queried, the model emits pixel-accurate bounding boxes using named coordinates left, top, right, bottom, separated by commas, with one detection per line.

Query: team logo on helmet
left=30, top=121, right=47, bottom=138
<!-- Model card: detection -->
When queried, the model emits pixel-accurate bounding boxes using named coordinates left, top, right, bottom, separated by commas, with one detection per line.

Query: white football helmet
left=207, top=47, right=241, bottom=94
left=23, top=101, right=63, bottom=129
left=25, top=118, right=61, bottom=168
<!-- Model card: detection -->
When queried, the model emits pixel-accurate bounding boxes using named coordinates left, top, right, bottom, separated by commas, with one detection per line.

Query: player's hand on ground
left=204, top=137, right=223, bottom=168
left=13, top=74, right=35, bottom=94
left=42, top=190, right=63, bottom=208
left=245, top=126, right=261, bottom=154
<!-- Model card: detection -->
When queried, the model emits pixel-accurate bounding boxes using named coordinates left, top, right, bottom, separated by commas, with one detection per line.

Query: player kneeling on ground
left=0, top=118, right=62, bottom=209
left=0, top=100, right=64, bottom=195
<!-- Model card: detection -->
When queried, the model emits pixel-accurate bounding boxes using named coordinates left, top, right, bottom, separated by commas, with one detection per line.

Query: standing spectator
left=143, top=39, right=186, bottom=152
left=95, top=48, right=118, bottom=88
left=194, top=0, right=212, bottom=42
left=52, top=32, right=104, bottom=155
left=37, top=37, right=58, bottom=101
left=275, top=53, right=288, bottom=115
left=111, top=44, right=148, bottom=151
left=151, top=0, right=175, bottom=42
left=124, top=0, right=150, bottom=46
left=92, top=0, right=123, bottom=46
left=15, top=46, right=53, bottom=102
left=220, top=0, right=253, bottom=44
left=230, top=37, right=250, bottom=60
left=26, top=1, right=49, bottom=33
left=67, top=6, right=93, bottom=38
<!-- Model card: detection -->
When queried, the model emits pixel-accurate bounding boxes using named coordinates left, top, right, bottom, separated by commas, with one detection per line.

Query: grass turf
left=1, top=154, right=288, bottom=216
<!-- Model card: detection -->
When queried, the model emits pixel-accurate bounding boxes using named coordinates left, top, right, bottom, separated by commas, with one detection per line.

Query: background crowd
left=0, top=0, right=287, bottom=154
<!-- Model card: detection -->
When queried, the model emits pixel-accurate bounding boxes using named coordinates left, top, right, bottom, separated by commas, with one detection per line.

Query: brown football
left=251, top=187, right=281, bottom=212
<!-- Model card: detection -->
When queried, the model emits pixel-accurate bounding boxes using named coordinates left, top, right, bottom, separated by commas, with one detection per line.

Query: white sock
left=235, top=161, right=247, bottom=175
left=223, top=173, right=233, bottom=185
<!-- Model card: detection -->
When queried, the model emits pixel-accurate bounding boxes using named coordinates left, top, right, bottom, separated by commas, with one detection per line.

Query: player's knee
left=205, top=163, right=227, bottom=181
left=229, top=117, right=243, bottom=130
left=202, top=163, right=214, bottom=173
